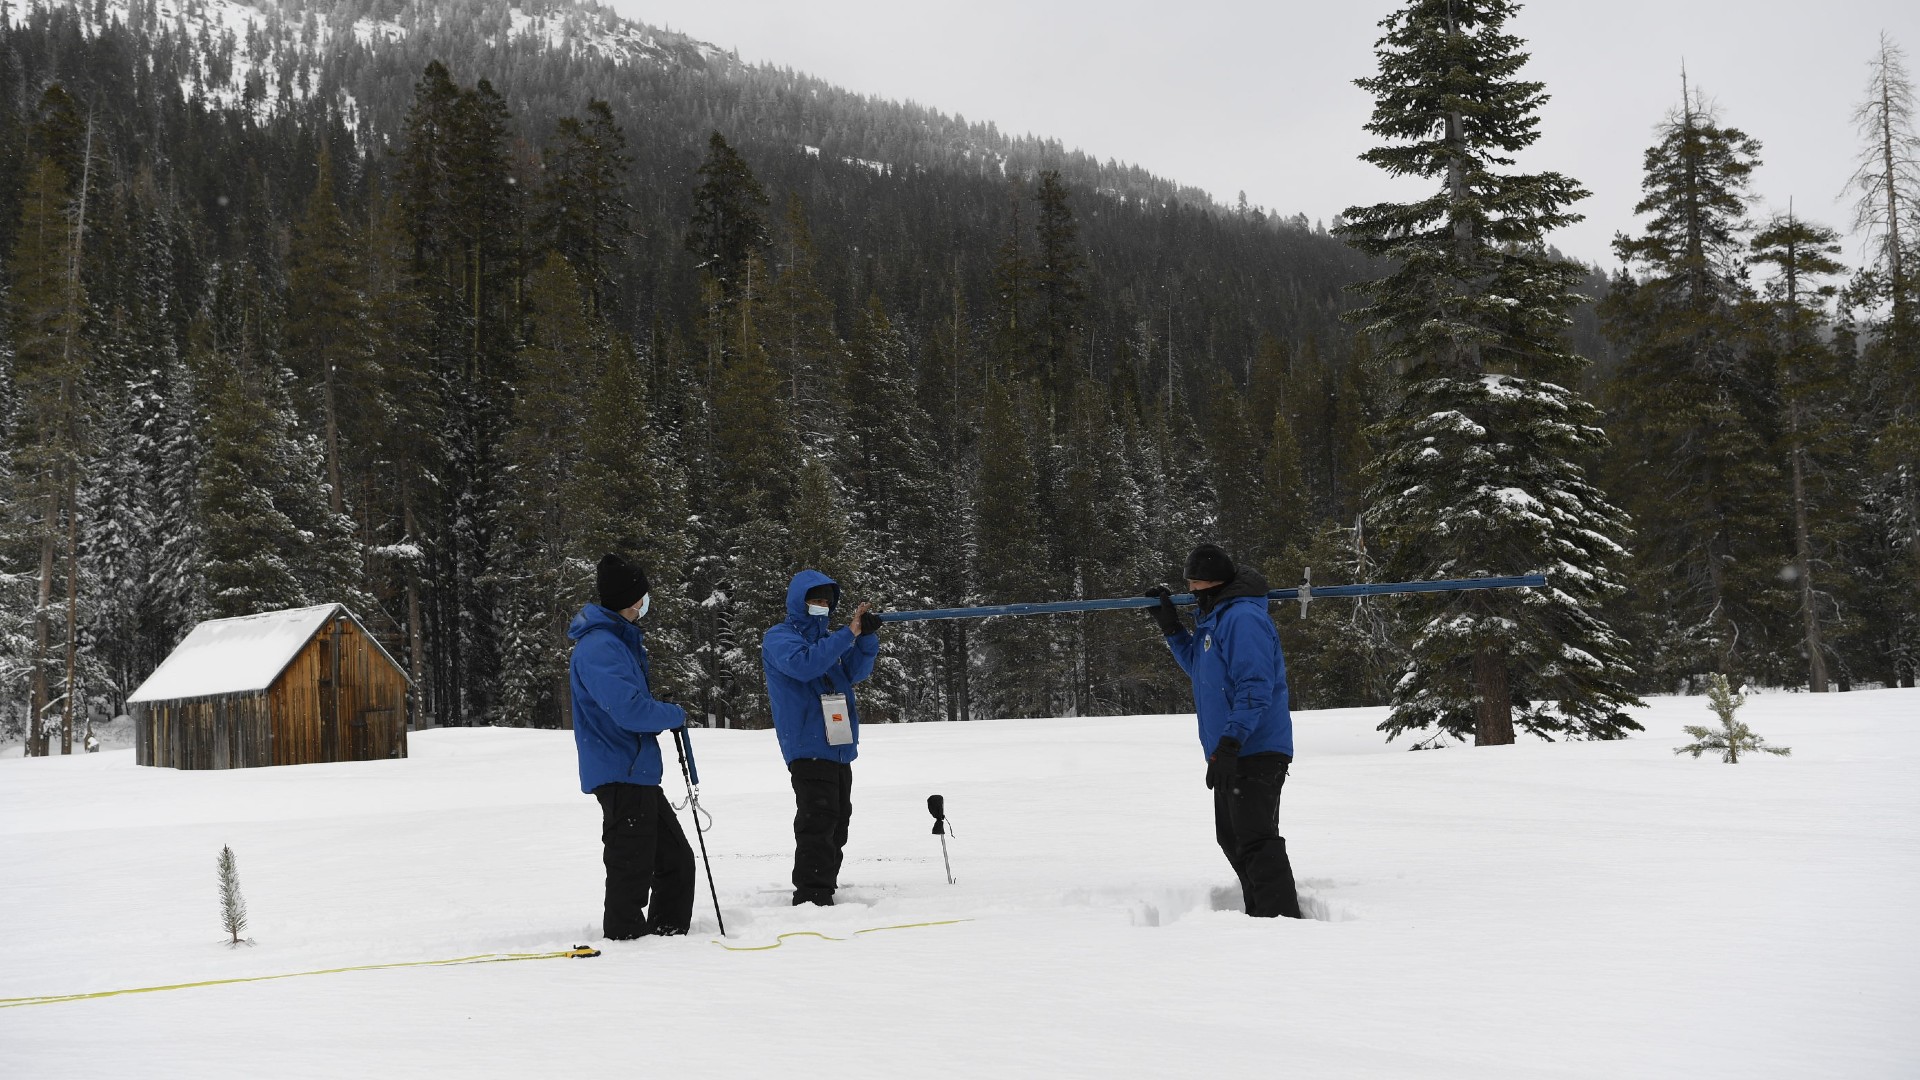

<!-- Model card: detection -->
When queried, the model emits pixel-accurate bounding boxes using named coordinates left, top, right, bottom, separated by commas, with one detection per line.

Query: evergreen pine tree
left=398, top=63, right=522, bottom=725
left=989, top=184, right=1035, bottom=387
left=539, top=100, right=634, bottom=317
left=973, top=378, right=1055, bottom=718
left=1032, top=170, right=1087, bottom=415
left=191, top=295, right=308, bottom=619
left=495, top=254, right=601, bottom=727
left=686, top=132, right=771, bottom=305
left=1337, top=0, right=1641, bottom=744
left=763, top=196, right=842, bottom=441
left=574, top=333, right=696, bottom=709
left=1200, top=372, right=1274, bottom=571
left=217, top=843, right=249, bottom=946
left=7, top=156, right=94, bottom=755
left=362, top=187, right=438, bottom=725
left=1748, top=212, right=1853, bottom=691
left=1676, top=673, right=1790, bottom=763
left=284, top=150, right=365, bottom=521
left=1601, top=84, right=1784, bottom=686
left=789, top=455, right=854, bottom=583
left=705, top=255, right=795, bottom=726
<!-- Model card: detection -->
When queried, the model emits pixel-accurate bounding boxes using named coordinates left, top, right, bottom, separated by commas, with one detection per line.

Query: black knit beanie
left=596, top=553, right=650, bottom=611
left=1184, top=543, right=1236, bottom=584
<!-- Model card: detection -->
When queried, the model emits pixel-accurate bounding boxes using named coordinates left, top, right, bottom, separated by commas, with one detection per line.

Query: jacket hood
left=1198, top=568, right=1271, bottom=616
left=785, top=569, right=841, bottom=621
left=569, top=602, right=639, bottom=643
left=1217, top=568, right=1270, bottom=603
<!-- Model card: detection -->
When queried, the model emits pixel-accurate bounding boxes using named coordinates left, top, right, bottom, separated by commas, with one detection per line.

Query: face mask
left=629, top=594, right=650, bottom=622
left=807, top=603, right=831, bottom=617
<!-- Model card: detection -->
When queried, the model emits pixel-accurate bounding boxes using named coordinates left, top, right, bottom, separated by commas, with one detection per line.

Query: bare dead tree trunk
left=1880, top=63, right=1906, bottom=314
left=1472, top=645, right=1514, bottom=746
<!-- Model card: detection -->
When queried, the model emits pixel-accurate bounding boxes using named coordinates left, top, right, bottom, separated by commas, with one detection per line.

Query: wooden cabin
left=130, top=604, right=410, bottom=769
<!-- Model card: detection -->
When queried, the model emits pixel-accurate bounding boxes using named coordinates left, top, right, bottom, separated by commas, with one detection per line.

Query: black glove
left=1206, top=737, right=1242, bottom=791
left=858, top=609, right=881, bottom=637
left=1144, top=586, right=1182, bottom=636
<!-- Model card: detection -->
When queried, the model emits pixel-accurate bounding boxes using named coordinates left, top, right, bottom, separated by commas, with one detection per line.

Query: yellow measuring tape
left=2, top=918, right=975, bottom=1006
left=711, top=918, right=973, bottom=952
left=0, top=946, right=602, bottom=1010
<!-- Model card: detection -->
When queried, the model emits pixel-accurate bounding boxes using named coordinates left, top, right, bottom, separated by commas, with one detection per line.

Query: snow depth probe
left=671, top=727, right=726, bottom=936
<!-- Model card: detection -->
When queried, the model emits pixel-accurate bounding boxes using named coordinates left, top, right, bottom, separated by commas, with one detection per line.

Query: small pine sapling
left=217, top=844, right=251, bottom=946
left=1676, top=675, right=1792, bottom=763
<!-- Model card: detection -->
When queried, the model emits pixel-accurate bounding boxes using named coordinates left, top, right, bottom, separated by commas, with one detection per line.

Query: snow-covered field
left=3, top=690, right=1916, bottom=1078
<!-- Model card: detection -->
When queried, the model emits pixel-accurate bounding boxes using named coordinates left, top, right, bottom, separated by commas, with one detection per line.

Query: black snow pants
left=1213, top=752, right=1303, bottom=919
left=789, top=758, right=854, bottom=905
left=594, top=782, right=695, bottom=939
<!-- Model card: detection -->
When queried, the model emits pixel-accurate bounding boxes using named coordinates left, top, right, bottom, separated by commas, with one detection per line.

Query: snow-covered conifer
left=1337, top=0, right=1641, bottom=744
left=1601, top=83, right=1783, bottom=687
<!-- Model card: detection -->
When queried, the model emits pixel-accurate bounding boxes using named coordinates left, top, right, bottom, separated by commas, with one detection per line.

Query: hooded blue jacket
left=569, top=603, right=687, bottom=793
left=1165, top=572, right=1295, bottom=760
left=763, top=569, right=879, bottom=765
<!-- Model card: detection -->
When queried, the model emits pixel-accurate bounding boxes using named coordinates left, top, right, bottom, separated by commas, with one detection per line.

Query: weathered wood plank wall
left=136, top=610, right=409, bottom=770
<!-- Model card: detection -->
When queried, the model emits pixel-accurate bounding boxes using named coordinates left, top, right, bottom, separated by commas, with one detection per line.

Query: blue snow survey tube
left=871, top=575, right=1549, bottom=624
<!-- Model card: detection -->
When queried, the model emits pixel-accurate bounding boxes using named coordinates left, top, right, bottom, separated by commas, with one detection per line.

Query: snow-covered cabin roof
left=127, top=604, right=404, bottom=704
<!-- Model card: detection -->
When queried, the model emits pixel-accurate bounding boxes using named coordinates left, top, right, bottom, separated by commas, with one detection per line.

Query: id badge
left=821, top=693, right=853, bottom=746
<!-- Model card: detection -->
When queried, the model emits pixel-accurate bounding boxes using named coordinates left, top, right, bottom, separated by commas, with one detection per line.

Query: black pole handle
left=928, top=793, right=946, bottom=835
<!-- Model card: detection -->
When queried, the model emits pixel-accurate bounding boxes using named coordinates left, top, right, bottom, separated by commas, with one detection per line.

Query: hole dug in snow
left=1121, top=883, right=1348, bottom=925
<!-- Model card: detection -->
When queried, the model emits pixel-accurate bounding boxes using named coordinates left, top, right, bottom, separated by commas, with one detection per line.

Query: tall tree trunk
left=29, top=503, right=56, bottom=757
left=1791, top=439, right=1828, bottom=692
left=1472, top=645, right=1514, bottom=746
left=1880, top=70, right=1905, bottom=316
left=403, top=490, right=428, bottom=730
left=322, top=359, right=343, bottom=515
left=61, top=464, right=79, bottom=754
left=556, top=611, right=573, bottom=731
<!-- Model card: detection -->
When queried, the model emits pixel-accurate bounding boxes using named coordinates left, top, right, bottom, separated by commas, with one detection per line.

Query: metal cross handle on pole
left=671, top=728, right=726, bottom=937
left=870, top=573, right=1549, bottom=624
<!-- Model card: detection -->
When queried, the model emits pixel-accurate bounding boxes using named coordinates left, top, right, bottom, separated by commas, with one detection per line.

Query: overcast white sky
left=605, top=0, right=1917, bottom=269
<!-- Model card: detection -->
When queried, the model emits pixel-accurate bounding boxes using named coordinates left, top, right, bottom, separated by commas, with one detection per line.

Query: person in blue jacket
left=568, top=553, right=694, bottom=939
left=1146, top=543, right=1302, bottom=919
left=763, top=569, right=879, bottom=906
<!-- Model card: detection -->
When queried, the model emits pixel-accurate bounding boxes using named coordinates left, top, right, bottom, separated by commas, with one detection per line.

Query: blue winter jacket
left=763, top=569, right=879, bottom=765
left=569, top=603, right=687, bottom=792
left=1165, top=571, right=1295, bottom=760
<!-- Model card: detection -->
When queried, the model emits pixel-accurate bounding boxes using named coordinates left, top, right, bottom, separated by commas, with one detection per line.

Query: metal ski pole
left=927, top=794, right=955, bottom=885
left=671, top=727, right=726, bottom=937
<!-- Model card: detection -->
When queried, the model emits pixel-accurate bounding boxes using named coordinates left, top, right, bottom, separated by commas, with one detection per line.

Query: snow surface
left=126, top=604, right=342, bottom=703
left=3, top=691, right=1917, bottom=1077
